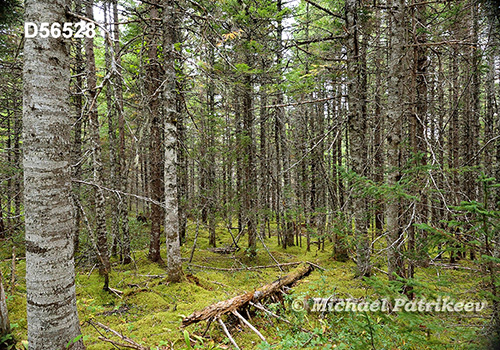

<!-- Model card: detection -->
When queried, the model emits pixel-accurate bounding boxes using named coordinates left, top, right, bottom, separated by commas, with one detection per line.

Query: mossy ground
left=0, top=218, right=493, bottom=349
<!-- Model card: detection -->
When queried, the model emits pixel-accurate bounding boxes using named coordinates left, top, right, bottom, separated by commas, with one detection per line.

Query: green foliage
left=183, top=330, right=192, bottom=349
left=0, top=0, right=21, bottom=27
left=66, top=334, right=83, bottom=349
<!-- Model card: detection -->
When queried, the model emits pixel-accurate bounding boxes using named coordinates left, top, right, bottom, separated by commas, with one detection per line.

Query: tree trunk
left=243, top=73, right=257, bottom=256
left=373, top=7, right=384, bottom=237
left=104, top=2, right=120, bottom=262
left=259, top=86, right=269, bottom=240
left=346, top=0, right=370, bottom=277
left=386, top=0, right=406, bottom=280
left=276, top=0, right=293, bottom=248
left=411, top=0, right=429, bottom=269
left=0, top=271, right=10, bottom=343
left=71, top=0, right=84, bottom=255
left=177, top=90, right=188, bottom=245
left=23, top=0, right=85, bottom=346
left=206, top=42, right=217, bottom=248
left=148, top=2, right=164, bottom=263
left=112, top=0, right=131, bottom=264
left=85, top=0, right=110, bottom=289
left=163, top=0, right=183, bottom=282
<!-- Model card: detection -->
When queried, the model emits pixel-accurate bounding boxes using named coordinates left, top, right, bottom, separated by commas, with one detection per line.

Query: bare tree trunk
left=23, top=0, right=85, bottom=346
left=411, top=0, right=429, bottom=269
left=235, top=92, right=244, bottom=236
left=71, top=0, right=84, bottom=255
left=85, top=0, right=110, bottom=289
left=274, top=0, right=293, bottom=248
left=163, top=0, right=183, bottom=282
left=177, top=91, right=188, bottom=245
left=373, top=7, right=384, bottom=238
left=468, top=0, right=480, bottom=260
left=259, top=86, right=269, bottom=240
left=386, top=0, right=406, bottom=280
left=449, top=49, right=460, bottom=263
left=274, top=99, right=282, bottom=247
left=147, top=2, right=164, bottom=263
left=346, top=0, right=370, bottom=277
left=112, top=0, right=131, bottom=264
left=206, top=42, right=217, bottom=248
left=104, top=2, right=120, bottom=262
left=243, top=73, right=257, bottom=256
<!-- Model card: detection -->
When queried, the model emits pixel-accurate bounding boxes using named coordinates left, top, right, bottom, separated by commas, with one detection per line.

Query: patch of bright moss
left=2, top=219, right=493, bottom=349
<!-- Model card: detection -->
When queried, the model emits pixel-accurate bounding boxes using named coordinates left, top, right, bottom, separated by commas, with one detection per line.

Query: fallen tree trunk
left=181, top=263, right=314, bottom=327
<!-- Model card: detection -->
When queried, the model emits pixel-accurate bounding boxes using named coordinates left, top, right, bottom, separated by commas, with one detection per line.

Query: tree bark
left=346, top=0, right=370, bottom=277
left=112, top=0, right=131, bottom=264
left=243, top=72, right=257, bottom=256
left=85, top=0, right=110, bottom=289
left=147, top=1, right=164, bottom=263
left=386, top=0, right=406, bottom=280
left=104, top=2, right=120, bottom=262
left=276, top=0, right=294, bottom=248
left=163, top=0, right=183, bottom=282
left=71, top=0, right=84, bottom=255
left=0, top=271, right=10, bottom=342
left=23, top=0, right=85, bottom=346
left=410, top=0, right=429, bottom=269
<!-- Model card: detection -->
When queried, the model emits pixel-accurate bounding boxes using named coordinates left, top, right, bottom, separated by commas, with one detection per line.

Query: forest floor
left=1, top=218, right=494, bottom=349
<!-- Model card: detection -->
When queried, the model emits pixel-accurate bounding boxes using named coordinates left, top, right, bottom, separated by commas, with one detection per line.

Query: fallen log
left=181, top=263, right=314, bottom=327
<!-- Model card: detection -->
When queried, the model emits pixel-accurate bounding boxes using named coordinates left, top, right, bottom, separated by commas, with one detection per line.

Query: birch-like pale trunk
left=23, top=0, right=85, bottom=347
left=163, top=0, right=183, bottom=282
left=0, top=271, right=10, bottom=340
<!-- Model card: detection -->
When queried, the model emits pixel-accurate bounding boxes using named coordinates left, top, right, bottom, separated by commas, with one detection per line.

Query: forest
left=0, top=0, right=500, bottom=348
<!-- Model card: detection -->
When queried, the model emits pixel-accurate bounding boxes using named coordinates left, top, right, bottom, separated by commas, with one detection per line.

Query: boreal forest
left=0, top=0, right=500, bottom=348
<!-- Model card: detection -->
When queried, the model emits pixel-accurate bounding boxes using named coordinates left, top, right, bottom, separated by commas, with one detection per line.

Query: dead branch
left=186, top=261, right=302, bottom=272
left=232, top=310, right=266, bottom=342
left=98, top=336, right=147, bottom=350
left=182, top=264, right=313, bottom=327
left=109, top=287, right=124, bottom=297
left=302, top=0, right=344, bottom=20
left=73, top=179, right=164, bottom=208
left=91, top=321, right=150, bottom=350
left=217, top=317, right=240, bottom=350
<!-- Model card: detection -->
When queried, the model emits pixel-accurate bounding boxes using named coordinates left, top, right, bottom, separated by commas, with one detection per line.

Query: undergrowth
left=0, top=216, right=494, bottom=349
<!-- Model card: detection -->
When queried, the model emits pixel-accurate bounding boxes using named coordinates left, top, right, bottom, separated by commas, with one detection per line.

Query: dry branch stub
left=181, top=263, right=314, bottom=327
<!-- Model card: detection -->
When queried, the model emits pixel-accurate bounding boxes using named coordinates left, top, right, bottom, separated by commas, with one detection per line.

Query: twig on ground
left=305, top=261, right=325, bottom=271
left=232, top=310, right=266, bottom=342
left=186, top=262, right=302, bottom=272
left=217, top=317, right=240, bottom=350
left=90, top=320, right=150, bottom=350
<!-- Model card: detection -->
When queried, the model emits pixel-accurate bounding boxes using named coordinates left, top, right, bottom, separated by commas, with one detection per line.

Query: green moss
left=2, top=220, right=492, bottom=349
